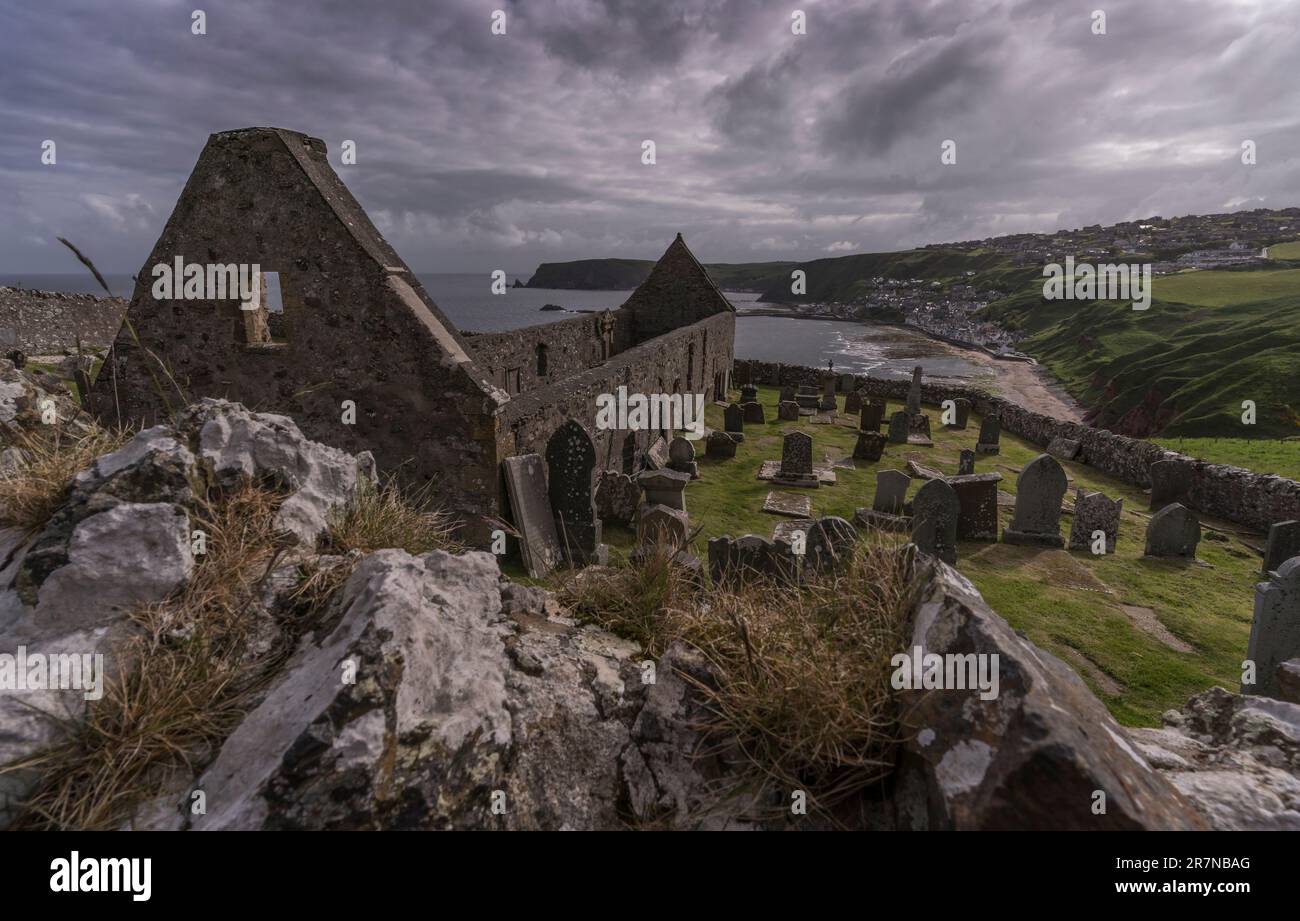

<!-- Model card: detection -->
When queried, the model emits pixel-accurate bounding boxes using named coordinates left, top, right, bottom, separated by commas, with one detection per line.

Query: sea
left=0, top=273, right=987, bottom=383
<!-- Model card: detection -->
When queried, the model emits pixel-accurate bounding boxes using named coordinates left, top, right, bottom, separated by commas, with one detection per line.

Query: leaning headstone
left=947, top=398, right=971, bottom=430
left=887, top=411, right=909, bottom=444
left=911, top=478, right=959, bottom=564
left=906, top=366, right=923, bottom=415
left=636, top=503, right=690, bottom=552
left=860, top=399, right=885, bottom=432
left=595, top=469, right=640, bottom=524
left=777, top=400, right=800, bottom=421
left=1144, top=503, right=1200, bottom=558
left=740, top=383, right=758, bottom=404
left=668, top=436, right=698, bottom=479
left=853, top=431, right=887, bottom=462
left=958, top=449, right=976, bottom=475
left=843, top=391, right=863, bottom=415
left=947, top=472, right=1002, bottom=541
left=774, top=431, right=818, bottom=488
left=804, top=516, right=858, bottom=574
left=1002, top=453, right=1068, bottom=548
left=1068, top=489, right=1122, bottom=554
left=855, top=469, right=912, bottom=533
left=705, top=430, right=737, bottom=459
left=637, top=468, right=691, bottom=512
left=546, top=420, right=603, bottom=564
left=742, top=401, right=766, bottom=424
left=645, top=436, right=670, bottom=469
left=976, top=413, right=1001, bottom=455
left=501, top=454, right=563, bottom=578
left=724, top=403, right=745, bottom=442
left=1148, top=459, right=1192, bottom=511
left=1047, top=437, right=1081, bottom=462
left=1263, top=520, right=1300, bottom=574
left=1243, top=558, right=1300, bottom=698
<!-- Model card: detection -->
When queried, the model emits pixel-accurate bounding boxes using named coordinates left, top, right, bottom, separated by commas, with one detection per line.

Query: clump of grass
left=322, top=477, right=462, bottom=556
left=5, top=482, right=294, bottom=830
left=559, top=536, right=912, bottom=820
left=0, top=423, right=132, bottom=533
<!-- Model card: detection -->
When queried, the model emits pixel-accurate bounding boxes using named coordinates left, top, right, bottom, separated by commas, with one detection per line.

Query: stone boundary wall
left=735, top=358, right=1300, bottom=533
left=0, top=288, right=128, bottom=354
left=466, top=309, right=633, bottom=395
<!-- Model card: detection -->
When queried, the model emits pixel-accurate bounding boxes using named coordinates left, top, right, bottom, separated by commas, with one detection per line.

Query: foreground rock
left=1128, top=688, right=1300, bottom=829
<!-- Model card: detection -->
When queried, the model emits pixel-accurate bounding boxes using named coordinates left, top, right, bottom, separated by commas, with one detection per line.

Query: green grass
left=1152, top=268, right=1300, bottom=308
left=1153, top=436, right=1300, bottom=480
left=1268, top=240, right=1300, bottom=260
left=598, top=384, right=1263, bottom=728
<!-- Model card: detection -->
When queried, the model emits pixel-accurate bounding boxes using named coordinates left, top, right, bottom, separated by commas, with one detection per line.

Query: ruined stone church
left=89, top=127, right=735, bottom=543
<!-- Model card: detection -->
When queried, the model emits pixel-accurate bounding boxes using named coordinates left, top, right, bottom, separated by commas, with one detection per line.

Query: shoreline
left=736, top=307, right=1087, bottom=422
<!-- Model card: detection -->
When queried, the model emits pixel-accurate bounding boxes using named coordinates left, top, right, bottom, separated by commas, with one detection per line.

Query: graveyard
left=586, top=381, right=1264, bottom=727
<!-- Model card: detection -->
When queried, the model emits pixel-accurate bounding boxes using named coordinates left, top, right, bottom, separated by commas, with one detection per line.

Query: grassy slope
left=1152, top=437, right=1300, bottom=481
left=1268, top=240, right=1300, bottom=259
left=757, top=248, right=1035, bottom=303
left=602, top=385, right=1260, bottom=728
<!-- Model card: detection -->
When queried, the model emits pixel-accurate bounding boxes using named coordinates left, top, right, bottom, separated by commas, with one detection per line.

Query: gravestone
left=876, top=469, right=911, bottom=514
left=1002, top=453, right=1068, bottom=548
left=708, top=534, right=779, bottom=587
left=724, top=403, right=745, bottom=442
left=1068, top=489, right=1122, bottom=554
left=763, top=490, right=812, bottom=518
left=887, top=411, right=909, bottom=444
left=947, top=398, right=971, bottom=430
left=705, top=430, right=737, bottom=459
left=501, top=454, right=563, bottom=578
left=907, top=412, right=933, bottom=446
left=1148, top=459, right=1192, bottom=511
left=668, top=436, right=698, bottom=478
left=777, top=400, right=800, bottom=421
left=853, top=431, right=887, bottom=462
left=839, top=373, right=856, bottom=392
left=976, top=414, right=1001, bottom=455
left=774, top=431, right=818, bottom=488
left=906, top=366, right=923, bottom=415
left=795, top=390, right=820, bottom=413
left=911, top=478, right=959, bottom=564
left=740, top=383, right=758, bottom=404
left=637, top=503, right=690, bottom=552
left=958, top=449, right=976, bottom=475
left=860, top=399, right=885, bottom=432
left=843, top=391, right=863, bottom=414
left=1244, top=558, right=1300, bottom=698
left=742, top=401, right=766, bottom=424
left=637, top=468, right=691, bottom=512
left=645, top=436, right=670, bottom=469
left=546, top=420, right=603, bottom=564
left=734, top=362, right=752, bottom=386
left=1047, top=437, right=1081, bottom=462
left=595, top=469, right=640, bottom=525
left=1263, top=520, right=1300, bottom=574
left=947, top=472, right=1002, bottom=541
left=818, top=373, right=838, bottom=411
left=804, top=516, right=858, bottom=574
left=1144, top=503, right=1200, bottom=558
left=780, top=385, right=796, bottom=403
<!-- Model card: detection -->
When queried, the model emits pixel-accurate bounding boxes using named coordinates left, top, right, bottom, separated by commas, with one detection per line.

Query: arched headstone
left=546, top=419, right=602, bottom=564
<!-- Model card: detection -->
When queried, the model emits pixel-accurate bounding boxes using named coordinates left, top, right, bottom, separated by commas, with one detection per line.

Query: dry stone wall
left=736, top=358, right=1300, bottom=533
left=0, top=288, right=127, bottom=353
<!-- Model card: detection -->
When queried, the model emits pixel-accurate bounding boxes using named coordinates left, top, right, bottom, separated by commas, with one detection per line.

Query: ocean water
left=0, top=274, right=986, bottom=381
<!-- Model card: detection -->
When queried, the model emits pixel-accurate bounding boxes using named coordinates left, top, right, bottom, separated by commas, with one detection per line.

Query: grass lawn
left=1268, top=240, right=1300, bottom=260
left=600, top=384, right=1264, bottom=728
left=1152, top=267, right=1300, bottom=307
left=1154, top=436, right=1300, bottom=481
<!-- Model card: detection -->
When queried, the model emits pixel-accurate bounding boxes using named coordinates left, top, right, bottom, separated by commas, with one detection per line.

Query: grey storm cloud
left=1, top=0, right=1298, bottom=274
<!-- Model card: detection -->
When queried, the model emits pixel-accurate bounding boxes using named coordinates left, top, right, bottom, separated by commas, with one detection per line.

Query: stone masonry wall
left=466, top=310, right=633, bottom=395
left=736, top=358, right=1300, bottom=533
left=0, top=288, right=128, bottom=353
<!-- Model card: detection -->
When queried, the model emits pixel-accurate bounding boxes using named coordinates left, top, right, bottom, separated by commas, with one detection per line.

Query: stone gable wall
left=736, top=358, right=1300, bottom=532
left=0, top=288, right=127, bottom=354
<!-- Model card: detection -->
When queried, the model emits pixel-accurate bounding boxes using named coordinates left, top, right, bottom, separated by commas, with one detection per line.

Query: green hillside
left=757, top=248, right=1035, bottom=303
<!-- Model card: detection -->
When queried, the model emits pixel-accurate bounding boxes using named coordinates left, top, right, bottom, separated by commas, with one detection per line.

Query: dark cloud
left=0, top=0, right=1296, bottom=274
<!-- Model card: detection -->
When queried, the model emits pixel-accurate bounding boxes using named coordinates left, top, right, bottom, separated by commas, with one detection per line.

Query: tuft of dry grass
left=559, top=536, right=912, bottom=821
left=323, top=477, right=462, bottom=557
left=5, top=482, right=295, bottom=830
left=0, top=424, right=132, bottom=533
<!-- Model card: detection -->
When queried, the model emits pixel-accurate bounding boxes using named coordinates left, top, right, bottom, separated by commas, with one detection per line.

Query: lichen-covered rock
left=893, top=553, right=1208, bottom=830
left=1128, top=687, right=1300, bottom=830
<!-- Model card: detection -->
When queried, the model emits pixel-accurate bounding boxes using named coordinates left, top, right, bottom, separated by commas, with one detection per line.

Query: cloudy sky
left=2, top=0, right=1298, bottom=275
